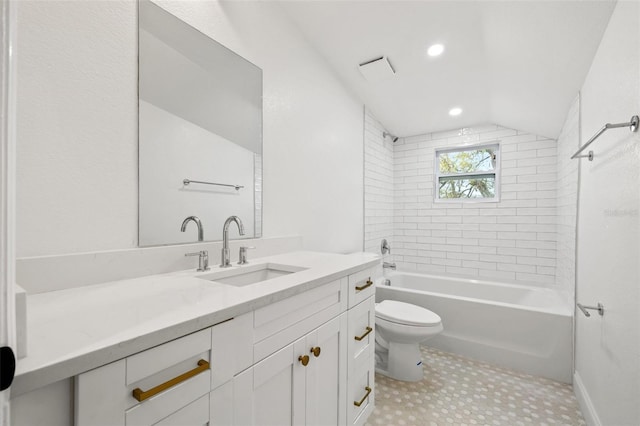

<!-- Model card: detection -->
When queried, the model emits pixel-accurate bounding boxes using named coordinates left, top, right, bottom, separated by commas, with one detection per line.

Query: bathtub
left=376, top=271, right=573, bottom=383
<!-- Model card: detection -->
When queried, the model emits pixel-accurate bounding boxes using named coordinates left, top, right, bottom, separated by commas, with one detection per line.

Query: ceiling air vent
left=358, top=56, right=395, bottom=82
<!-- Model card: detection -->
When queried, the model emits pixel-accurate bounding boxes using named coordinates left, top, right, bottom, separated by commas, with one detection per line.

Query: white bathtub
left=376, top=271, right=573, bottom=383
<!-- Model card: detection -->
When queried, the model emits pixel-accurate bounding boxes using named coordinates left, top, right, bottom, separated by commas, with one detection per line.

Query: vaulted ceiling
left=279, top=1, right=616, bottom=138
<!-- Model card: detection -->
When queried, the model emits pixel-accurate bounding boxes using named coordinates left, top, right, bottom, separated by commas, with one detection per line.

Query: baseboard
left=573, top=371, right=601, bottom=426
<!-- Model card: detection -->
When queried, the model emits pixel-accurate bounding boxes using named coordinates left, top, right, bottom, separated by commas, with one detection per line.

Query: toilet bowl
left=375, top=300, right=443, bottom=382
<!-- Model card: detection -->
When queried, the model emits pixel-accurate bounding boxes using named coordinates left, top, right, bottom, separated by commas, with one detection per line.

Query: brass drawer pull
left=299, top=355, right=310, bottom=366
left=355, top=278, right=373, bottom=292
left=132, top=359, right=209, bottom=402
left=353, top=386, right=372, bottom=407
left=310, top=347, right=321, bottom=357
left=354, top=326, right=373, bottom=341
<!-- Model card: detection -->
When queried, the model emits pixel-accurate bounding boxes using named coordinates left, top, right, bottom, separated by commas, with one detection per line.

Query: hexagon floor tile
left=366, top=346, right=585, bottom=426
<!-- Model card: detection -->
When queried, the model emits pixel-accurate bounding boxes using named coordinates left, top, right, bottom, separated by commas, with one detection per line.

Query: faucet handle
left=381, top=239, right=391, bottom=255
left=238, top=246, right=255, bottom=265
left=185, top=250, right=210, bottom=272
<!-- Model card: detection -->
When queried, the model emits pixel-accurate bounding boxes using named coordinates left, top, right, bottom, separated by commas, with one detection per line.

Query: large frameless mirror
left=138, top=0, right=262, bottom=247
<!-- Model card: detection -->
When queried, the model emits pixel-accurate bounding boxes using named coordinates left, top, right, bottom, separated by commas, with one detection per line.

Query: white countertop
left=13, top=251, right=380, bottom=396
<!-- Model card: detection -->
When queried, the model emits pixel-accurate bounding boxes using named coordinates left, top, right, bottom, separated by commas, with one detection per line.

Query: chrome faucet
left=221, top=216, right=245, bottom=267
left=181, top=216, right=204, bottom=242
left=185, top=250, right=209, bottom=272
left=383, top=262, right=396, bottom=270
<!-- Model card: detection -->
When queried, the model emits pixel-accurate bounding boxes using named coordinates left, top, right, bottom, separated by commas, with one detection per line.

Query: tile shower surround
left=364, top=110, right=395, bottom=256
left=365, top=113, right=569, bottom=287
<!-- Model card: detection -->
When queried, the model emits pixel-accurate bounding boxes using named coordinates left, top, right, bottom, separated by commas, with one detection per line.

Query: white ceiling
left=278, top=1, right=616, bottom=138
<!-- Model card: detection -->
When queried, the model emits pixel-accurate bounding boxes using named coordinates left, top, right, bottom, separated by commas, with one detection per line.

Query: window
left=435, top=143, right=500, bottom=202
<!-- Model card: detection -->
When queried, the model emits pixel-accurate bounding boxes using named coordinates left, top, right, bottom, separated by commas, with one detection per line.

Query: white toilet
left=375, top=300, right=443, bottom=382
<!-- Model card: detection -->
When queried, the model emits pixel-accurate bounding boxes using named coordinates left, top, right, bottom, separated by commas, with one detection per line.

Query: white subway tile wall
left=364, top=110, right=395, bottom=257
left=364, top=118, right=573, bottom=287
left=555, top=95, right=580, bottom=298
left=394, top=125, right=559, bottom=285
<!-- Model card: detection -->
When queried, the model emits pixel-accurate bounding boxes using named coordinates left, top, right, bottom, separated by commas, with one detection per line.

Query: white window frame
left=434, top=142, right=501, bottom=203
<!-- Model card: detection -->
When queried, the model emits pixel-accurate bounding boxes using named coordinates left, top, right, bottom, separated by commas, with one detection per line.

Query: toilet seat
left=375, top=300, right=441, bottom=327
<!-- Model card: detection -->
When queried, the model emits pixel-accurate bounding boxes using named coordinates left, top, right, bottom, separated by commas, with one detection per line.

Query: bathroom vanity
left=11, top=251, right=380, bottom=426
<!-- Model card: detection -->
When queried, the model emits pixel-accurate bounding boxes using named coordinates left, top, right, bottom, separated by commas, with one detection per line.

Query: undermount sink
left=197, top=263, right=308, bottom=287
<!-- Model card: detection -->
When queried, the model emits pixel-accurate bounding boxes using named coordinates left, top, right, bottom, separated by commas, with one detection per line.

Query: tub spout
left=383, top=262, right=396, bottom=270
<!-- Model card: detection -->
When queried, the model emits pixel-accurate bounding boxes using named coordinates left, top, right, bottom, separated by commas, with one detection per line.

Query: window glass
left=438, top=147, right=496, bottom=174
left=435, top=144, right=499, bottom=202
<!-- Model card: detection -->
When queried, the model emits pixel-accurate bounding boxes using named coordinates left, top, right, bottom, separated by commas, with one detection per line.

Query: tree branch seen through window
left=436, top=145, right=499, bottom=201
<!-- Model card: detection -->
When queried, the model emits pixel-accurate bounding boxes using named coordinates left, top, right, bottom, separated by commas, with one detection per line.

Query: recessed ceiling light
left=427, top=44, right=445, bottom=57
left=449, top=107, right=463, bottom=116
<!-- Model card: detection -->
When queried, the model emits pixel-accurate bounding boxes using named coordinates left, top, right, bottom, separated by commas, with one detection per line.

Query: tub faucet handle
left=381, top=239, right=391, bottom=255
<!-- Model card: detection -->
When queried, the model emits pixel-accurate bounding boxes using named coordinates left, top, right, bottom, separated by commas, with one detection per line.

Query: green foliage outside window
left=437, top=146, right=498, bottom=200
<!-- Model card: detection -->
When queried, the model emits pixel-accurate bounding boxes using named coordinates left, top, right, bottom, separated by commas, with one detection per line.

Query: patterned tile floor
left=366, top=346, right=585, bottom=426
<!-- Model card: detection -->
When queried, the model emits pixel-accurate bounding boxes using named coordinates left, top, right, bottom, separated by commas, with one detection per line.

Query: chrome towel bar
left=183, top=179, right=243, bottom=191
left=571, top=115, right=639, bottom=161
left=577, top=302, right=604, bottom=317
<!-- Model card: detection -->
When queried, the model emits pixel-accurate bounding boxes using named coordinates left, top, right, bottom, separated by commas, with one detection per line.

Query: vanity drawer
left=347, top=296, right=375, bottom=377
left=76, top=328, right=213, bottom=425
left=253, top=278, right=348, bottom=362
left=125, top=369, right=210, bottom=426
left=76, top=319, right=252, bottom=426
left=347, top=353, right=375, bottom=426
left=347, top=266, right=379, bottom=308
left=126, top=328, right=211, bottom=386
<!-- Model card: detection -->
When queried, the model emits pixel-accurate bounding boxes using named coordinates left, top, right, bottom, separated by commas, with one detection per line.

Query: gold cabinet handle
left=132, top=359, right=209, bottom=402
left=354, top=326, right=373, bottom=341
left=355, top=278, right=373, bottom=292
left=310, top=346, right=321, bottom=357
left=299, top=355, right=310, bottom=366
left=353, top=386, right=372, bottom=407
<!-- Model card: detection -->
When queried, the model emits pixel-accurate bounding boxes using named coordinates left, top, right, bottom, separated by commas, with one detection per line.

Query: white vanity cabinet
left=231, top=277, right=349, bottom=425
left=230, top=267, right=378, bottom=426
left=44, top=261, right=380, bottom=426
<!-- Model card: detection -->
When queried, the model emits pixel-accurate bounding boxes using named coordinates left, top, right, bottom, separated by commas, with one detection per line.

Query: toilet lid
left=376, top=300, right=441, bottom=327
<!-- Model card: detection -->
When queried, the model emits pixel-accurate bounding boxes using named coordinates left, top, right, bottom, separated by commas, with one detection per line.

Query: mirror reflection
left=138, top=0, right=262, bottom=247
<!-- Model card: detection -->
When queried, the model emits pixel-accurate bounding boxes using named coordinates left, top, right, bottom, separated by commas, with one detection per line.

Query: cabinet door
left=244, top=338, right=307, bottom=425
left=305, top=314, right=348, bottom=426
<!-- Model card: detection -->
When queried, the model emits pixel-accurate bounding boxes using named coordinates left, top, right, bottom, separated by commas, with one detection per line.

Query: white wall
left=16, top=1, right=139, bottom=257
left=573, top=2, right=640, bottom=425
left=391, top=125, right=558, bottom=286
left=16, top=0, right=364, bottom=257
left=363, top=109, right=394, bottom=256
